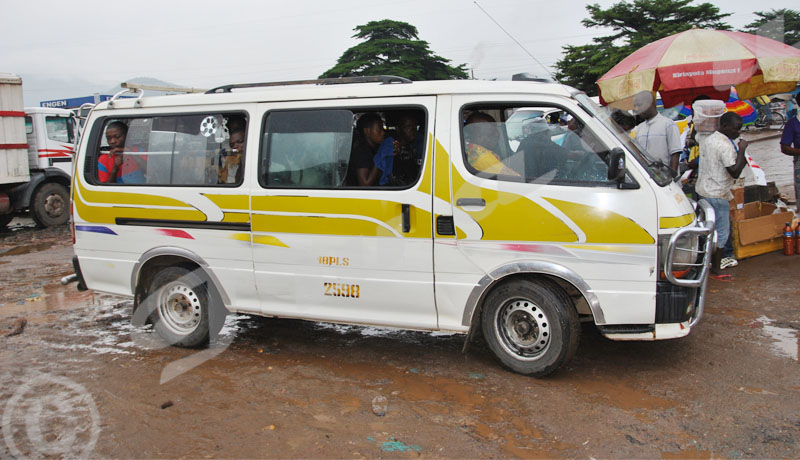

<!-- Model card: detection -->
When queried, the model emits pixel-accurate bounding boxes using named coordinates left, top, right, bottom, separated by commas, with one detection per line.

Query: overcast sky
left=1, top=0, right=796, bottom=105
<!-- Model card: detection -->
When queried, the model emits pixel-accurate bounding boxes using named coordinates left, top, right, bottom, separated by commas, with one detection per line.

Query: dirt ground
left=0, top=217, right=798, bottom=459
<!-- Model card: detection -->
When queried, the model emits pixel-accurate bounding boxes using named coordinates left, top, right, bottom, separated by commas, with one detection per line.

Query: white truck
left=0, top=73, right=75, bottom=228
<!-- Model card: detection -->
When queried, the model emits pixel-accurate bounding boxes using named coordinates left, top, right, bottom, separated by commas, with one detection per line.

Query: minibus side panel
left=251, top=98, right=438, bottom=329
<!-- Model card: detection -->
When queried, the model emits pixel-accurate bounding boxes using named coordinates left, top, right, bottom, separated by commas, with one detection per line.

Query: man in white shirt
left=696, top=112, right=747, bottom=279
left=632, top=91, right=683, bottom=172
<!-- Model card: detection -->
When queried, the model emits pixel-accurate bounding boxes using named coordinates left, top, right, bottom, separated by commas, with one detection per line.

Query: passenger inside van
left=97, top=121, right=146, bottom=184
left=218, top=127, right=245, bottom=184
left=346, top=112, right=384, bottom=186
left=374, top=111, right=424, bottom=186
left=517, top=118, right=568, bottom=180
left=207, top=116, right=246, bottom=184
left=463, top=112, right=518, bottom=176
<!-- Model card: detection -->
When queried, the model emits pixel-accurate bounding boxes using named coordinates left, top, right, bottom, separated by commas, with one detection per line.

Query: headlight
left=658, top=233, right=700, bottom=278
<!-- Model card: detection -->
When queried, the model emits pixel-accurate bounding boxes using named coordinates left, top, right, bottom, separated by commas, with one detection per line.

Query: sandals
left=709, top=273, right=733, bottom=282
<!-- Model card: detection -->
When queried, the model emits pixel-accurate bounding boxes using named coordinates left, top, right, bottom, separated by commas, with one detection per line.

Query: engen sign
left=40, top=95, right=113, bottom=109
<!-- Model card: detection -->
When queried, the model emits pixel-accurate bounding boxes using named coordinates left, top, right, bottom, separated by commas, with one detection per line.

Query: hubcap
left=495, top=298, right=551, bottom=360
left=44, top=193, right=65, bottom=218
left=157, top=282, right=202, bottom=335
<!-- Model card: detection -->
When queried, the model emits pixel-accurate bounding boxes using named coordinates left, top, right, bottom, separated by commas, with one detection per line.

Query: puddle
left=311, top=322, right=458, bottom=343
left=0, top=242, right=55, bottom=257
left=756, top=315, right=798, bottom=361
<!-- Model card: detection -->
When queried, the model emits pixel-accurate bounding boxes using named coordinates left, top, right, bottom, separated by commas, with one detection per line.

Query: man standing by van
left=779, top=93, right=800, bottom=208
left=632, top=91, right=682, bottom=173
left=696, top=112, right=747, bottom=279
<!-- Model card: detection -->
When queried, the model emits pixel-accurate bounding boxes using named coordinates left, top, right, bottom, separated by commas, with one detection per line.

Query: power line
left=472, top=1, right=556, bottom=81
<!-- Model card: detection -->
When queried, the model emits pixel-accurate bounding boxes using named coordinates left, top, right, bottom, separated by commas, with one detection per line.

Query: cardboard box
left=729, top=187, right=745, bottom=221
left=732, top=202, right=794, bottom=259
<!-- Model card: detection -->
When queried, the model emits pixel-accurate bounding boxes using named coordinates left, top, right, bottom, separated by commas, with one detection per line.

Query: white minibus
left=70, top=77, right=714, bottom=376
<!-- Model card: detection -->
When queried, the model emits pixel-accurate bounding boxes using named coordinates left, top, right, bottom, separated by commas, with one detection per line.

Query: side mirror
left=607, top=147, right=626, bottom=183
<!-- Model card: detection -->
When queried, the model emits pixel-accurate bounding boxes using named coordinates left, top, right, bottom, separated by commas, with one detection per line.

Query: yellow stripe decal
left=74, top=180, right=204, bottom=224
left=74, top=196, right=205, bottom=223
left=205, top=194, right=249, bottom=210
left=415, top=133, right=434, bottom=195
left=659, top=213, right=694, bottom=229
left=230, top=233, right=251, bottom=242
left=253, top=235, right=290, bottom=247
left=545, top=198, right=654, bottom=244
left=251, top=197, right=432, bottom=238
left=222, top=212, right=250, bottom=223
left=77, top=180, right=191, bottom=207
left=252, top=214, right=397, bottom=237
left=451, top=166, right=577, bottom=242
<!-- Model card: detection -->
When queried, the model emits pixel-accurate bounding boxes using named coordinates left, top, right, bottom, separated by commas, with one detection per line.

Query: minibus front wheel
left=481, top=279, right=580, bottom=377
left=145, top=265, right=223, bottom=348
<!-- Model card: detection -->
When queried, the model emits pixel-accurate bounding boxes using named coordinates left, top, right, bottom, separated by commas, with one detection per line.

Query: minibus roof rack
left=205, top=75, right=413, bottom=94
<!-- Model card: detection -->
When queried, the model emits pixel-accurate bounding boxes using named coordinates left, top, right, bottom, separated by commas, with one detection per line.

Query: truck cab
left=24, top=107, right=77, bottom=176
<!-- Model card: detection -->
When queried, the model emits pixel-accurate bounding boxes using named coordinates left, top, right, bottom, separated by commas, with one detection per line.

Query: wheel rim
left=494, top=297, right=551, bottom=360
left=157, top=281, right=202, bottom=335
left=44, top=193, right=65, bottom=218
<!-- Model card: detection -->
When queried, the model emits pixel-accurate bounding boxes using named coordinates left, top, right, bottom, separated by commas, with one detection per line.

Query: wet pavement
left=1, top=220, right=799, bottom=458
left=740, top=128, right=795, bottom=204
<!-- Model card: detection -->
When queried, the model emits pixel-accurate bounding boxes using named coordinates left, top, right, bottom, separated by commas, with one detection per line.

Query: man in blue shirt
left=780, top=93, right=800, bottom=208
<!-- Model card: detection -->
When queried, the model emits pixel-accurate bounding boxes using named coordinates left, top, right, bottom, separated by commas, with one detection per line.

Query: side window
left=93, top=113, right=247, bottom=186
left=262, top=108, right=426, bottom=189
left=45, top=116, right=75, bottom=143
left=263, top=110, right=353, bottom=188
left=24, top=116, right=33, bottom=135
left=461, top=105, right=613, bottom=185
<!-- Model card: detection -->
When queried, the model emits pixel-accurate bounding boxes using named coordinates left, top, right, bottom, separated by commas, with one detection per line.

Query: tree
left=742, top=9, right=800, bottom=48
left=319, top=20, right=468, bottom=80
left=554, top=0, right=731, bottom=95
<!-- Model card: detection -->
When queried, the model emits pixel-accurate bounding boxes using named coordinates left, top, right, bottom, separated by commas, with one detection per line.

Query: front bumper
left=661, top=199, right=716, bottom=328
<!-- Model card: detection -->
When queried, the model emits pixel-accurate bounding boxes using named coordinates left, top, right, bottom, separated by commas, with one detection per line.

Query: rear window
left=88, top=113, right=247, bottom=186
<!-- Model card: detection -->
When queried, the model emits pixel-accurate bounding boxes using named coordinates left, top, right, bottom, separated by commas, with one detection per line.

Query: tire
left=771, top=112, right=785, bottom=130
left=31, top=182, right=69, bottom=227
left=144, top=266, right=225, bottom=348
left=481, top=279, right=580, bottom=377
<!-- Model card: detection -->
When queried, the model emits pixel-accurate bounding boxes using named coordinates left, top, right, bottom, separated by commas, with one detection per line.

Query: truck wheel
left=481, top=279, right=580, bottom=377
left=145, top=266, right=224, bottom=348
left=31, top=182, right=69, bottom=227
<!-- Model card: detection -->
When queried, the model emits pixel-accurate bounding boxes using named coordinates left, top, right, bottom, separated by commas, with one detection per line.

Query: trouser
left=699, top=196, right=730, bottom=254
left=794, top=156, right=800, bottom=209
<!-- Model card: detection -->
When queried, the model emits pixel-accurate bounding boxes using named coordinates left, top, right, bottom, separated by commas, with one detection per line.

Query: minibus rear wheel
left=481, top=279, right=580, bottom=377
left=147, top=266, right=219, bottom=348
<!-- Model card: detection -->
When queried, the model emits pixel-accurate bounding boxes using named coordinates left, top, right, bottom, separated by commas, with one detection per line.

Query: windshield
left=573, top=93, right=674, bottom=186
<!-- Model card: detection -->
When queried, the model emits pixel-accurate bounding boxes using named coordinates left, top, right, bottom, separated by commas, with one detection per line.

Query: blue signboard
left=40, top=95, right=114, bottom=109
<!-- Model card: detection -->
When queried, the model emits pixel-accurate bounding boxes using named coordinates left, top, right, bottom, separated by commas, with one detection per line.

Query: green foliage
left=742, top=9, right=800, bottom=48
left=319, top=19, right=468, bottom=80
left=554, top=0, right=731, bottom=95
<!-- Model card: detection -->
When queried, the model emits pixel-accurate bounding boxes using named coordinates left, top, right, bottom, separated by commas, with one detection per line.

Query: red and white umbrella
left=597, top=28, right=800, bottom=107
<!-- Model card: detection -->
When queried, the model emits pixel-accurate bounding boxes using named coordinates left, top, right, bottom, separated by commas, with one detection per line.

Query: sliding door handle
left=456, top=198, right=486, bottom=208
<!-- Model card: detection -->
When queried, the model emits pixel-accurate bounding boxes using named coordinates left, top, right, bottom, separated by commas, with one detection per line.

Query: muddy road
left=1, top=218, right=799, bottom=459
